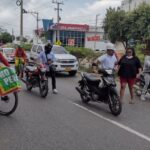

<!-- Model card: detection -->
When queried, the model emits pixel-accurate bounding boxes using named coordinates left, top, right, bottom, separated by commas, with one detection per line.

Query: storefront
left=37, top=22, right=105, bottom=49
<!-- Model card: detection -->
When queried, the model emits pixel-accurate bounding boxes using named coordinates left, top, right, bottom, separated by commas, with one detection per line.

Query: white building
left=121, top=0, right=150, bottom=11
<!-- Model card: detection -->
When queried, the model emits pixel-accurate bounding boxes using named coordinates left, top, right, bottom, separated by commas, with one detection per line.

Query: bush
left=65, top=46, right=102, bottom=60
left=21, top=43, right=32, bottom=51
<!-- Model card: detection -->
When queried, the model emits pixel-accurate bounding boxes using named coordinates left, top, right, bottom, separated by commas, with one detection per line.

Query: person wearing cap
left=118, top=48, right=142, bottom=104
left=39, top=43, right=58, bottom=94
left=97, top=43, right=118, bottom=71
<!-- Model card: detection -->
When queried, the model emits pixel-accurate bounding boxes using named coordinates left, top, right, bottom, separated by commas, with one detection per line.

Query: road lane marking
left=72, top=102, right=150, bottom=143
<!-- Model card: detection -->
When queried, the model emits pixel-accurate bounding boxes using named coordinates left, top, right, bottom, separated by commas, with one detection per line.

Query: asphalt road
left=0, top=73, right=150, bottom=150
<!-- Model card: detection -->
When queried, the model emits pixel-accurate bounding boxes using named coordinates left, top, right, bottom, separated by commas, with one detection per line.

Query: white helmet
left=106, top=43, right=116, bottom=51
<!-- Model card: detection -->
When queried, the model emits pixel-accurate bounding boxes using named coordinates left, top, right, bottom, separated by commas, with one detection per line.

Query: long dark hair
left=125, top=47, right=136, bottom=57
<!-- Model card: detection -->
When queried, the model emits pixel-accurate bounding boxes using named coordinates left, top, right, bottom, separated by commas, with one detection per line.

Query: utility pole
left=16, top=0, right=23, bottom=44
left=23, top=10, right=40, bottom=43
left=94, top=14, right=100, bottom=50
left=12, top=28, right=14, bottom=43
left=129, top=0, right=132, bottom=11
left=52, top=0, right=63, bottom=41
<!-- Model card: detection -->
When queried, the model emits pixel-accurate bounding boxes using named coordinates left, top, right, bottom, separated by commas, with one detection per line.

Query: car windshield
left=52, top=46, right=68, bottom=54
left=4, top=48, right=15, bottom=54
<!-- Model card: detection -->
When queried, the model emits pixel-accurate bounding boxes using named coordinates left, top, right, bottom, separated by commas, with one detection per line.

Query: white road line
left=72, top=102, right=150, bottom=143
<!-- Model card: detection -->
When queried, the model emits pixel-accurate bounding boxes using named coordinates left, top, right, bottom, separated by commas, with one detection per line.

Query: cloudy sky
left=0, top=0, right=122, bottom=37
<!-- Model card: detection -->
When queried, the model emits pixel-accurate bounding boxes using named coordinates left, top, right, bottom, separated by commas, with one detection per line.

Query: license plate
left=65, top=67, right=71, bottom=71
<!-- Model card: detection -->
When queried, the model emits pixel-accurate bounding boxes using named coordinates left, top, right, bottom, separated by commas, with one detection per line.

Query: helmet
left=106, top=43, right=116, bottom=51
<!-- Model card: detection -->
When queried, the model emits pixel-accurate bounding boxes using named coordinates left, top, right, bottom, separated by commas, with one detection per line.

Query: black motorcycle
left=23, top=62, right=49, bottom=98
left=134, top=73, right=150, bottom=96
left=76, top=69, right=122, bottom=116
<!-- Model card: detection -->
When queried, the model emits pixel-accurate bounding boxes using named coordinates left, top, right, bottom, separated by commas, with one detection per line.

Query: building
left=121, top=0, right=150, bottom=11
left=36, top=22, right=106, bottom=50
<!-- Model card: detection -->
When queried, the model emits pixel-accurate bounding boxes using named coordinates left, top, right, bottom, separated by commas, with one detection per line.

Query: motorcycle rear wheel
left=109, top=95, right=122, bottom=116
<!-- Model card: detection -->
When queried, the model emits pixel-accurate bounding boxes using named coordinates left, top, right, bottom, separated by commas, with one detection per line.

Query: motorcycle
left=76, top=69, right=122, bottom=116
left=23, top=62, right=49, bottom=98
left=134, top=73, right=150, bottom=96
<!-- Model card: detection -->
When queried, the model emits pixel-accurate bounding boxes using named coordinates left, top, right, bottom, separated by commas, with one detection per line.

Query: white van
left=30, top=44, right=79, bottom=76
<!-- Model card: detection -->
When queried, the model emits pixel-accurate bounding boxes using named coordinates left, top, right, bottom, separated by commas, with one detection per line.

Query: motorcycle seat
left=25, top=66, right=37, bottom=72
left=83, top=73, right=100, bottom=82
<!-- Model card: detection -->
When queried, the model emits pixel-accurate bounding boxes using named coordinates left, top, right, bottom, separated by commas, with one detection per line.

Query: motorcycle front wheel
left=26, top=77, right=33, bottom=91
left=0, top=92, right=18, bottom=116
left=39, top=80, right=48, bottom=98
left=109, top=94, right=122, bottom=116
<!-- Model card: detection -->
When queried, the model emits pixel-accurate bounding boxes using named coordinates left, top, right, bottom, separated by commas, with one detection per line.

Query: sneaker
left=53, top=89, right=58, bottom=94
left=140, top=95, right=146, bottom=101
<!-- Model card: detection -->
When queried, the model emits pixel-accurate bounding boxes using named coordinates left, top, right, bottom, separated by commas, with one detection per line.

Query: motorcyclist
left=14, top=44, right=27, bottom=77
left=0, top=52, right=10, bottom=101
left=96, top=43, right=118, bottom=71
left=39, top=43, right=58, bottom=94
left=140, top=56, right=150, bottom=101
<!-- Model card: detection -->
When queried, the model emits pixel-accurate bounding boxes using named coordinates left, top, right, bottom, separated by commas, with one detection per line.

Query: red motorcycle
left=23, top=62, right=49, bottom=98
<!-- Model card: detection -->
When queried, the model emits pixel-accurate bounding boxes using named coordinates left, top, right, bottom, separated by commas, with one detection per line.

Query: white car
left=0, top=47, right=16, bottom=63
left=30, top=44, right=79, bottom=76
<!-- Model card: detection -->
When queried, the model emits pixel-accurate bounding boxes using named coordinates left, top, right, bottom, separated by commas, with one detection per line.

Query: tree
left=103, top=3, right=150, bottom=48
left=0, top=32, right=13, bottom=43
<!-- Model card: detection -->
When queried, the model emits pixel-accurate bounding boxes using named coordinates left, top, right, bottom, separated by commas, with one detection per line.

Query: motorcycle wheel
left=26, top=77, right=33, bottom=91
left=109, top=94, right=122, bottom=116
left=0, top=92, right=18, bottom=116
left=80, top=86, right=90, bottom=104
left=39, top=80, right=48, bottom=98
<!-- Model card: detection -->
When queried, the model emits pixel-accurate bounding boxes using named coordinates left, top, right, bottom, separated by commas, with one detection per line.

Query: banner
left=42, top=19, right=53, bottom=31
left=87, top=36, right=100, bottom=41
left=68, top=39, right=75, bottom=46
left=0, top=67, right=21, bottom=96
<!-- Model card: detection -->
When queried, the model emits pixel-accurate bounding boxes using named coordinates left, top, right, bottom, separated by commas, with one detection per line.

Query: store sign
left=53, top=23, right=89, bottom=32
left=68, top=39, right=75, bottom=46
left=87, top=36, right=100, bottom=41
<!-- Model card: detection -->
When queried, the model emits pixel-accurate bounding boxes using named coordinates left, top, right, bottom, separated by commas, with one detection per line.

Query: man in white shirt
left=97, top=43, right=118, bottom=70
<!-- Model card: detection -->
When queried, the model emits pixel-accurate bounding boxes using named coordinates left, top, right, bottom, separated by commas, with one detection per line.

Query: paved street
left=0, top=73, right=150, bottom=150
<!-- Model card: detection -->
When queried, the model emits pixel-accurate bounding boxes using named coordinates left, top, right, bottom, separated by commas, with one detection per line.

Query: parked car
left=30, top=44, right=79, bottom=76
left=0, top=47, right=16, bottom=63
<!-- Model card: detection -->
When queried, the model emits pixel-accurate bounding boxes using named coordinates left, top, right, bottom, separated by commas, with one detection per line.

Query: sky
left=0, top=0, right=122, bottom=38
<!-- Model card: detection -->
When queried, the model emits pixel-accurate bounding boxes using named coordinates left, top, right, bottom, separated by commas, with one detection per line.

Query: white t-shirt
left=98, top=54, right=117, bottom=69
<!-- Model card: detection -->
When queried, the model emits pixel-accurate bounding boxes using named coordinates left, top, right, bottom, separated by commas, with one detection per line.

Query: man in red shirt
left=14, top=45, right=27, bottom=77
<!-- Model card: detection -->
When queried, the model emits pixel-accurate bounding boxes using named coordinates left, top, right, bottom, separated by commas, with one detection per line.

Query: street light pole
left=94, top=14, right=100, bottom=50
left=20, top=0, right=23, bottom=43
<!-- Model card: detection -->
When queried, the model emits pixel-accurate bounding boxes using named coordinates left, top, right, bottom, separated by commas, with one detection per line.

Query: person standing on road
left=39, top=43, right=58, bottom=94
left=140, top=56, right=150, bottom=101
left=96, top=43, right=118, bottom=71
left=118, top=48, right=142, bottom=104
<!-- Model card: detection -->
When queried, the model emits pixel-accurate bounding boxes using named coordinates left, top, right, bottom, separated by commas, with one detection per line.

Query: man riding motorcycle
left=96, top=43, right=118, bottom=71
left=14, top=45, right=27, bottom=78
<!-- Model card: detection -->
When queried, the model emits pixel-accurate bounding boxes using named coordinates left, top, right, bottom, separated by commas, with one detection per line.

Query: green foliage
left=103, top=3, right=150, bottom=46
left=135, top=43, right=146, bottom=64
left=21, top=43, right=32, bottom=51
left=65, top=46, right=102, bottom=59
left=0, top=32, right=13, bottom=43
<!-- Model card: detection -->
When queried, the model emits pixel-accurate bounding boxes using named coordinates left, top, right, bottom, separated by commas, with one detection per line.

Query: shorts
left=120, top=77, right=136, bottom=87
